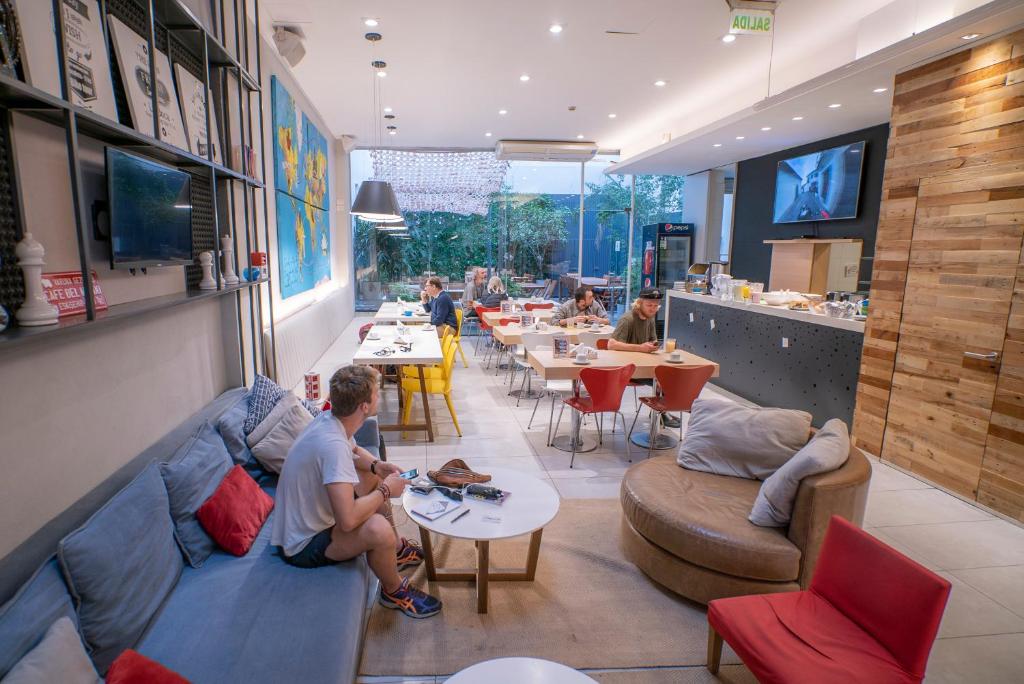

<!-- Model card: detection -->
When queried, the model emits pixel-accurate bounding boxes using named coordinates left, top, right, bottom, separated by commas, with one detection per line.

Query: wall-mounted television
left=773, top=140, right=865, bottom=224
left=106, top=148, right=193, bottom=269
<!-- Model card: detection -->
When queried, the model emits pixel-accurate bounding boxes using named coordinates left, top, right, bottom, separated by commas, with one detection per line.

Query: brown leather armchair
left=620, top=443, right=870, bottom=605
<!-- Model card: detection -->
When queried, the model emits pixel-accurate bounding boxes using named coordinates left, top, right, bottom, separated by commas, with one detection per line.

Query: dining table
left=352, top=323, right=443, bottom=441
left=491, top=323, right=615, bottom=347
left=374, top=301, right=432, bottom=324
left=481, top=307, right=556, bottom=327
left=525, top=348, right=719, bottom=453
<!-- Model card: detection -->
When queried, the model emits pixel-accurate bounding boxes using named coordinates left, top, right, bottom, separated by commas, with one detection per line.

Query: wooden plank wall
left=853, top=28, right=1024, bottom=522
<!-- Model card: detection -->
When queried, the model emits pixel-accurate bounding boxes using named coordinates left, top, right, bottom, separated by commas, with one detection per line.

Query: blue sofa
left=0, top=388, right=382, bottom=683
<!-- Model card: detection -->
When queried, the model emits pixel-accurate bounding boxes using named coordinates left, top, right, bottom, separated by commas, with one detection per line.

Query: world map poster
left=271, top=75, right=331, bottom=298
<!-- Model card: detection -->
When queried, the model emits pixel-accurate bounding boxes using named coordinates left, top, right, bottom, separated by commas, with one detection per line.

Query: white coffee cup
left=670, top=350, right=682, bottom=362
left=576, top=351, right=588, bottom=363
left=537, top=321, right=548, bottom=331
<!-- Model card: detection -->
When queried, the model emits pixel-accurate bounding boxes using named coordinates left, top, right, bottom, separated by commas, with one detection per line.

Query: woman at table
left=420, top=276, right=458, bottom=336
left=478, top=276, right=509, bottom=308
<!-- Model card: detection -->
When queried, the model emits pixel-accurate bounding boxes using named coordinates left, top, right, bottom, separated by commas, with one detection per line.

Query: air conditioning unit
left=494, top=140, right=599, bottom=162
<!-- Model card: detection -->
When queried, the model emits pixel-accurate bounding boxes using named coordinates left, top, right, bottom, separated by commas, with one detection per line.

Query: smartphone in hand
left=399, top=468, right=419, bottom=480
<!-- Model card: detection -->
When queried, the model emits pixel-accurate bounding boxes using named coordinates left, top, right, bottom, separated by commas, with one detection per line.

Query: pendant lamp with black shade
left=351, top=32, right=402, bottom=222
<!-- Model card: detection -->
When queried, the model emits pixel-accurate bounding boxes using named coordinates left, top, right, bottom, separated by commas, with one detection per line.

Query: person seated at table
left=552, top=286, right=610, bottom=327
left=272, top=365, right=442, bottom=618
left=478, top=276, right=509, bottom=308
left=607, top=288, right=680, bottom=427
left=420, top=275, right=458, bottom=335
left=462, top=266, right=487, bottom=315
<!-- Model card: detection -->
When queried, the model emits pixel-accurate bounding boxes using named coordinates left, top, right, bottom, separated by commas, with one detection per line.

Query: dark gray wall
left=730, top=123, right=890, bottom=290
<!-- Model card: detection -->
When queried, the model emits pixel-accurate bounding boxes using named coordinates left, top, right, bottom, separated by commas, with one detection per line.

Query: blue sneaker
left=379, top=577, right=442, bottom=619
left=396, top=537, right=424, bottom=571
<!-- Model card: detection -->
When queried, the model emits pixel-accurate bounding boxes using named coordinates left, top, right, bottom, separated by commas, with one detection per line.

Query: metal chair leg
left=546, top=392, right=557, bottom=445
left=552, top=400, right=566, bottom=447
left=570, top=409, right=581, bottom=468
left=627, top=407, right=641, bottom=444
left=528, top=389, right=544, bottom=429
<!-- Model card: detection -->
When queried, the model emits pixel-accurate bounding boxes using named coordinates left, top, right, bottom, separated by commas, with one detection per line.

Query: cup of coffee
left=537, top=321, right=548, bottom=331
left=670, top=350, right=682, bottom=362
left=576, top=350, right=588, bottom=363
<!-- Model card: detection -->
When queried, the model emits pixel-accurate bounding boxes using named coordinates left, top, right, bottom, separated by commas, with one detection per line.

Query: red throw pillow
left=196, top=465, right=274, bottom=556
left=106, top=650, right=189, bottom=683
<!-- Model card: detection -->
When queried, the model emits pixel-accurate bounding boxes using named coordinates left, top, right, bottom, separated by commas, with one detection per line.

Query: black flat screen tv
left=772, top=140, right=865, bottom=224
left=106, top=148, right=193, bottom=268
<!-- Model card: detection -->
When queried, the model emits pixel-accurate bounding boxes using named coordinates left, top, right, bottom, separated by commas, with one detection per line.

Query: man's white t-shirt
left=271, top=411, right=360, bottom=557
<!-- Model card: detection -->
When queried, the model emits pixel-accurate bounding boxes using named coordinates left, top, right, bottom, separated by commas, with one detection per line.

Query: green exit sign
left=729, top=9, right=773, bottom=36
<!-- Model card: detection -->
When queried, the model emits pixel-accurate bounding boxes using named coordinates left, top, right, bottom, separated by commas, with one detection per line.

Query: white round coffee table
left=448, top=657, right=595, bottom=683
left=401, top=467, right=560, bottom=613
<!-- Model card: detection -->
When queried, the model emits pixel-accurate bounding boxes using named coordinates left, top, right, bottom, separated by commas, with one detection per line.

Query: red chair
left=473, top=306, right=501, bottom=356
left=627, top=364, right=715, bottom=459
left=707, top=515, right=951, bottom=684
left=596, top=338, right=641, bottom=408
left=556, top=364, right=636, bottom=468
left=524, top=302, right=554, bottom=311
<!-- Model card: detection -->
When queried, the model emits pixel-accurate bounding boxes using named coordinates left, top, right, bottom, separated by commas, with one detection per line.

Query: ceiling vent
left=494, top=140, right=598, bottom=162
left=273, top=25, right=306, bottom=67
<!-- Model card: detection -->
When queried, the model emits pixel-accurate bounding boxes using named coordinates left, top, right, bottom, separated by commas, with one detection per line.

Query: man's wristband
left=376, top=483, right=391, bottom=500
left=370, top=459, right=378, bottom=475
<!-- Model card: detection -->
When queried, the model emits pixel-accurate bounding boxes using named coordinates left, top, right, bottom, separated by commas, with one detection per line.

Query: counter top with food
left=667, top=289, right=865, bottom=333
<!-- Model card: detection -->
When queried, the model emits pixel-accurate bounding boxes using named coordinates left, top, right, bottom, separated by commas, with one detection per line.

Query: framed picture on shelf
left=107, top=14, right=189, bottom=151
left=179, top=0, right=215, bottom=35
left=174, top=63, right=222, bottom=163
left=41, top=270, right=108, bottom=317
left=11, top=0, right=60, bottom=96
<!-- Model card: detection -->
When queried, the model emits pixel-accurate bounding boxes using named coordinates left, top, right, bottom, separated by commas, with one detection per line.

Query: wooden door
left=880, top=160, right=1024, bottom=498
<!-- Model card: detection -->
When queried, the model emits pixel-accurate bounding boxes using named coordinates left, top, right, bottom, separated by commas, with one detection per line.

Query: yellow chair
left=401, top=332, right=461, bottom=437
left=401, top=332, right=454, bottom=381
left=454, top=307, right=468, bottom=368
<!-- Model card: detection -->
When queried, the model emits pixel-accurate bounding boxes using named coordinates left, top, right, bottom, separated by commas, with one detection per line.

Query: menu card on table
left=553, top=337, right=569, bottom=357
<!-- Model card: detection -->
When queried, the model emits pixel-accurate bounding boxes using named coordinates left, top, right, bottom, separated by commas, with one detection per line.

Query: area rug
left=359, top=499, right=741, bottom=677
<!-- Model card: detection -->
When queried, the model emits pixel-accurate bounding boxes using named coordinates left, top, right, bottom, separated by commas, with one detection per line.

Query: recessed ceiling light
left=654, top=80, right=667, bottom=87
left=364, top=18, right=379, bottom=27
left=485, top=132, right=492, bottom=137
left=761, top=126, right=771, bottom=131
left=377, top=71, right=387, bottom=78
left=498, top=109, right=507, bottom=115
left=735, top=136, right=745, bottom=140
left=608, top=113, right=617, bottom=119
left=828, top=103, right=842, bottom=108
left=549, top=24, right=563, bottom=34
left=520, top=74, right=530, bottom=82
left=873, top=87, right=887, bottom=93
left=713, top=143, right=722, bottom=147
left=792, top=116, right=804, bottom=121
left=722, top=34, right=736, bottom=43
left=383, top=106, right=393, bottom=113
left=961, top=33, right=981, bottom=40
left=577, top=134, right=585, bottom=139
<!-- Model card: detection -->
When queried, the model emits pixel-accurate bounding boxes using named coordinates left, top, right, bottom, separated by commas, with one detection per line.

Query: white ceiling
left=260, top=0, right=1021, bottom=174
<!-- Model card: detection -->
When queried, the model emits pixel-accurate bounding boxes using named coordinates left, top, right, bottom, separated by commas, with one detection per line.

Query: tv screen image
left=106, top=148, right=193, bottom=268
left=773, top=140, right=865, bottom=224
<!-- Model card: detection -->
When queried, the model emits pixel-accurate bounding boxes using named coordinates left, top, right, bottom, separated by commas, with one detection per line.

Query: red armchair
left=707, top=515, right=951, bottom=683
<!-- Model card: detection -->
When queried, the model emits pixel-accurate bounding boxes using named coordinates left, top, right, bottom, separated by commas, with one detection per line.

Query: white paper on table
left=410, top=499, right=462, bottom=521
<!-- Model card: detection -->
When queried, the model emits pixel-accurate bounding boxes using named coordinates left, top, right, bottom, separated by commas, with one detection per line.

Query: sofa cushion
left=1, top=617, right=100, bottom=684
left=750, top=419, right=851, bottom=527
left=243, top=375, right=288, bottom=435
left=197, top=466, right=275, bottom=556
left=57, top=464, right=183, bottom=674
left=137, top=508, right=373, bottom=684
left=106, top=649, right=188, bottom=684
left=353, top=416, right=381, bottom=459
left=160, top=422, right=234, bottom=568
left=621, top=456, right=801, bottom=582
left=216, top=394, right=254, bottom=466
left=0, top=558, right=78, bottom=679
left=246, top=394, right=313, bottom=473
left=677, top=399, right=812, bottom=480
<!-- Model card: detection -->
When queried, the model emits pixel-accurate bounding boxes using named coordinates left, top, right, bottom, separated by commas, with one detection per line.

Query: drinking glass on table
left=664, top=337, right=677, bottom=353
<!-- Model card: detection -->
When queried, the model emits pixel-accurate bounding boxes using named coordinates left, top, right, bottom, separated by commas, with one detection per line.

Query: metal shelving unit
left=0, top=0, right=275, bottom=381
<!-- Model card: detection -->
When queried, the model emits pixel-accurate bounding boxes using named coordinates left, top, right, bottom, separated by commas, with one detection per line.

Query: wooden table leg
left=417, top=525, right=437, bottom=581
left=476, top=540, right=490, bottom=613
left=417, top=365, right=434, bottom=442
left=524, top=529, right=543, bottom=581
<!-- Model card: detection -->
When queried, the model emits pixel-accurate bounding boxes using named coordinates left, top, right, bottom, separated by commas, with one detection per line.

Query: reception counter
left=664, top=290, right=864, bottom=427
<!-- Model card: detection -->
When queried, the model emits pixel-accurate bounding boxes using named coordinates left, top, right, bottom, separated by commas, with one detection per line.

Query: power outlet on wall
left=782, top=337, right=789, bottom=348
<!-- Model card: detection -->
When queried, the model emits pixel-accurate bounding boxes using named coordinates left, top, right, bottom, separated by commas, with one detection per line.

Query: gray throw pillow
left=749, top=418, right=851, bottom=527
left=676, top=398, right=812, bottom=480
left=57, top=464, right=183, bottom=674
left=1, top=617, right=100, bottom=684
left=216, top=395, right=254, bottom=465
left=160, top=421, right=234, bottom=568
left=246, top=393, right=313, bottom=473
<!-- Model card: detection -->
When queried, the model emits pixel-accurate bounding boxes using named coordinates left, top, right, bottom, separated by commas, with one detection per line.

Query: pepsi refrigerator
left=640, top=222, right=694, bottom=327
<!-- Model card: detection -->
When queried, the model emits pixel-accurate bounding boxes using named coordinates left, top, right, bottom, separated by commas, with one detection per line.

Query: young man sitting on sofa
left=272, top=365, right=442, bottom=618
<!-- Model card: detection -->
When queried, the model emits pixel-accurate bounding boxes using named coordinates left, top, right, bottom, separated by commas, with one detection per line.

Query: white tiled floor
left=340, top=316, right=1024, bottom=683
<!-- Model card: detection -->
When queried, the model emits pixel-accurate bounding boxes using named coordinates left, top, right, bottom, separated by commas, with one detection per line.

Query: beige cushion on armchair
left=245, top=394, right=313, bottom=473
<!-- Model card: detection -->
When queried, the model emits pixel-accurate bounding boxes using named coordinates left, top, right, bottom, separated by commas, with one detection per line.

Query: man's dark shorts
left=283, top=528, right=338, bottom=569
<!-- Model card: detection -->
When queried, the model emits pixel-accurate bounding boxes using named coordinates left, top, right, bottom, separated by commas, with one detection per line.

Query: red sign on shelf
left=41, top=271, right=109, bottom=317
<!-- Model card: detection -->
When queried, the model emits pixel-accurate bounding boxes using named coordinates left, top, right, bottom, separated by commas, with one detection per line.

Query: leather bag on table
left=428, top=458, right=491, bottom=486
